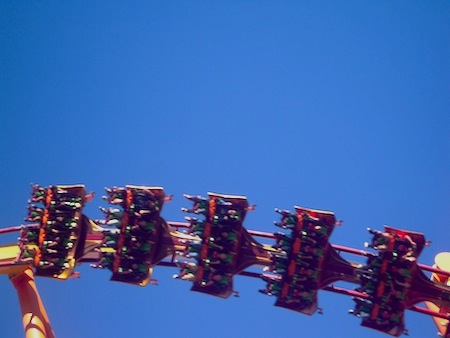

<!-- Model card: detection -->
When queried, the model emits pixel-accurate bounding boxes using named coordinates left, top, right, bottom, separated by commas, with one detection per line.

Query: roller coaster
left=1, top=184, right=449, bottom=338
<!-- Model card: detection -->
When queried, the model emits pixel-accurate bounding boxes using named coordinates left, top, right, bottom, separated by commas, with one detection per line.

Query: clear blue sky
left=1, top=2, right=449, bottom=337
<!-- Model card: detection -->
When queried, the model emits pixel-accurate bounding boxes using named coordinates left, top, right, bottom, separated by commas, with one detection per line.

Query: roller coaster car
left=188, top=193, right=250, bottom=298
left=351, top=226, right=427, bottom=336
left=272, top=207, right=336, bottom=314
left=24, top=185, right=89, bottom=280
left=109, top=186, right=165, bottom=286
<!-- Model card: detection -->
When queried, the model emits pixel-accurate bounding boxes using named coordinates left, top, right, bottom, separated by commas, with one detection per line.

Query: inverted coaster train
left=0, top=184, right=449, bottom=338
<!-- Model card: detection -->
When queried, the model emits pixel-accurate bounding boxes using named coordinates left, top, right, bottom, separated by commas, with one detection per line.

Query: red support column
left=9, top=267, right=55, bottom=338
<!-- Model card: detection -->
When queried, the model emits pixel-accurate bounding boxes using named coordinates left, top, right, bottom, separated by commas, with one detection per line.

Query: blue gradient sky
left=1, top=2, right=449, bottom=337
